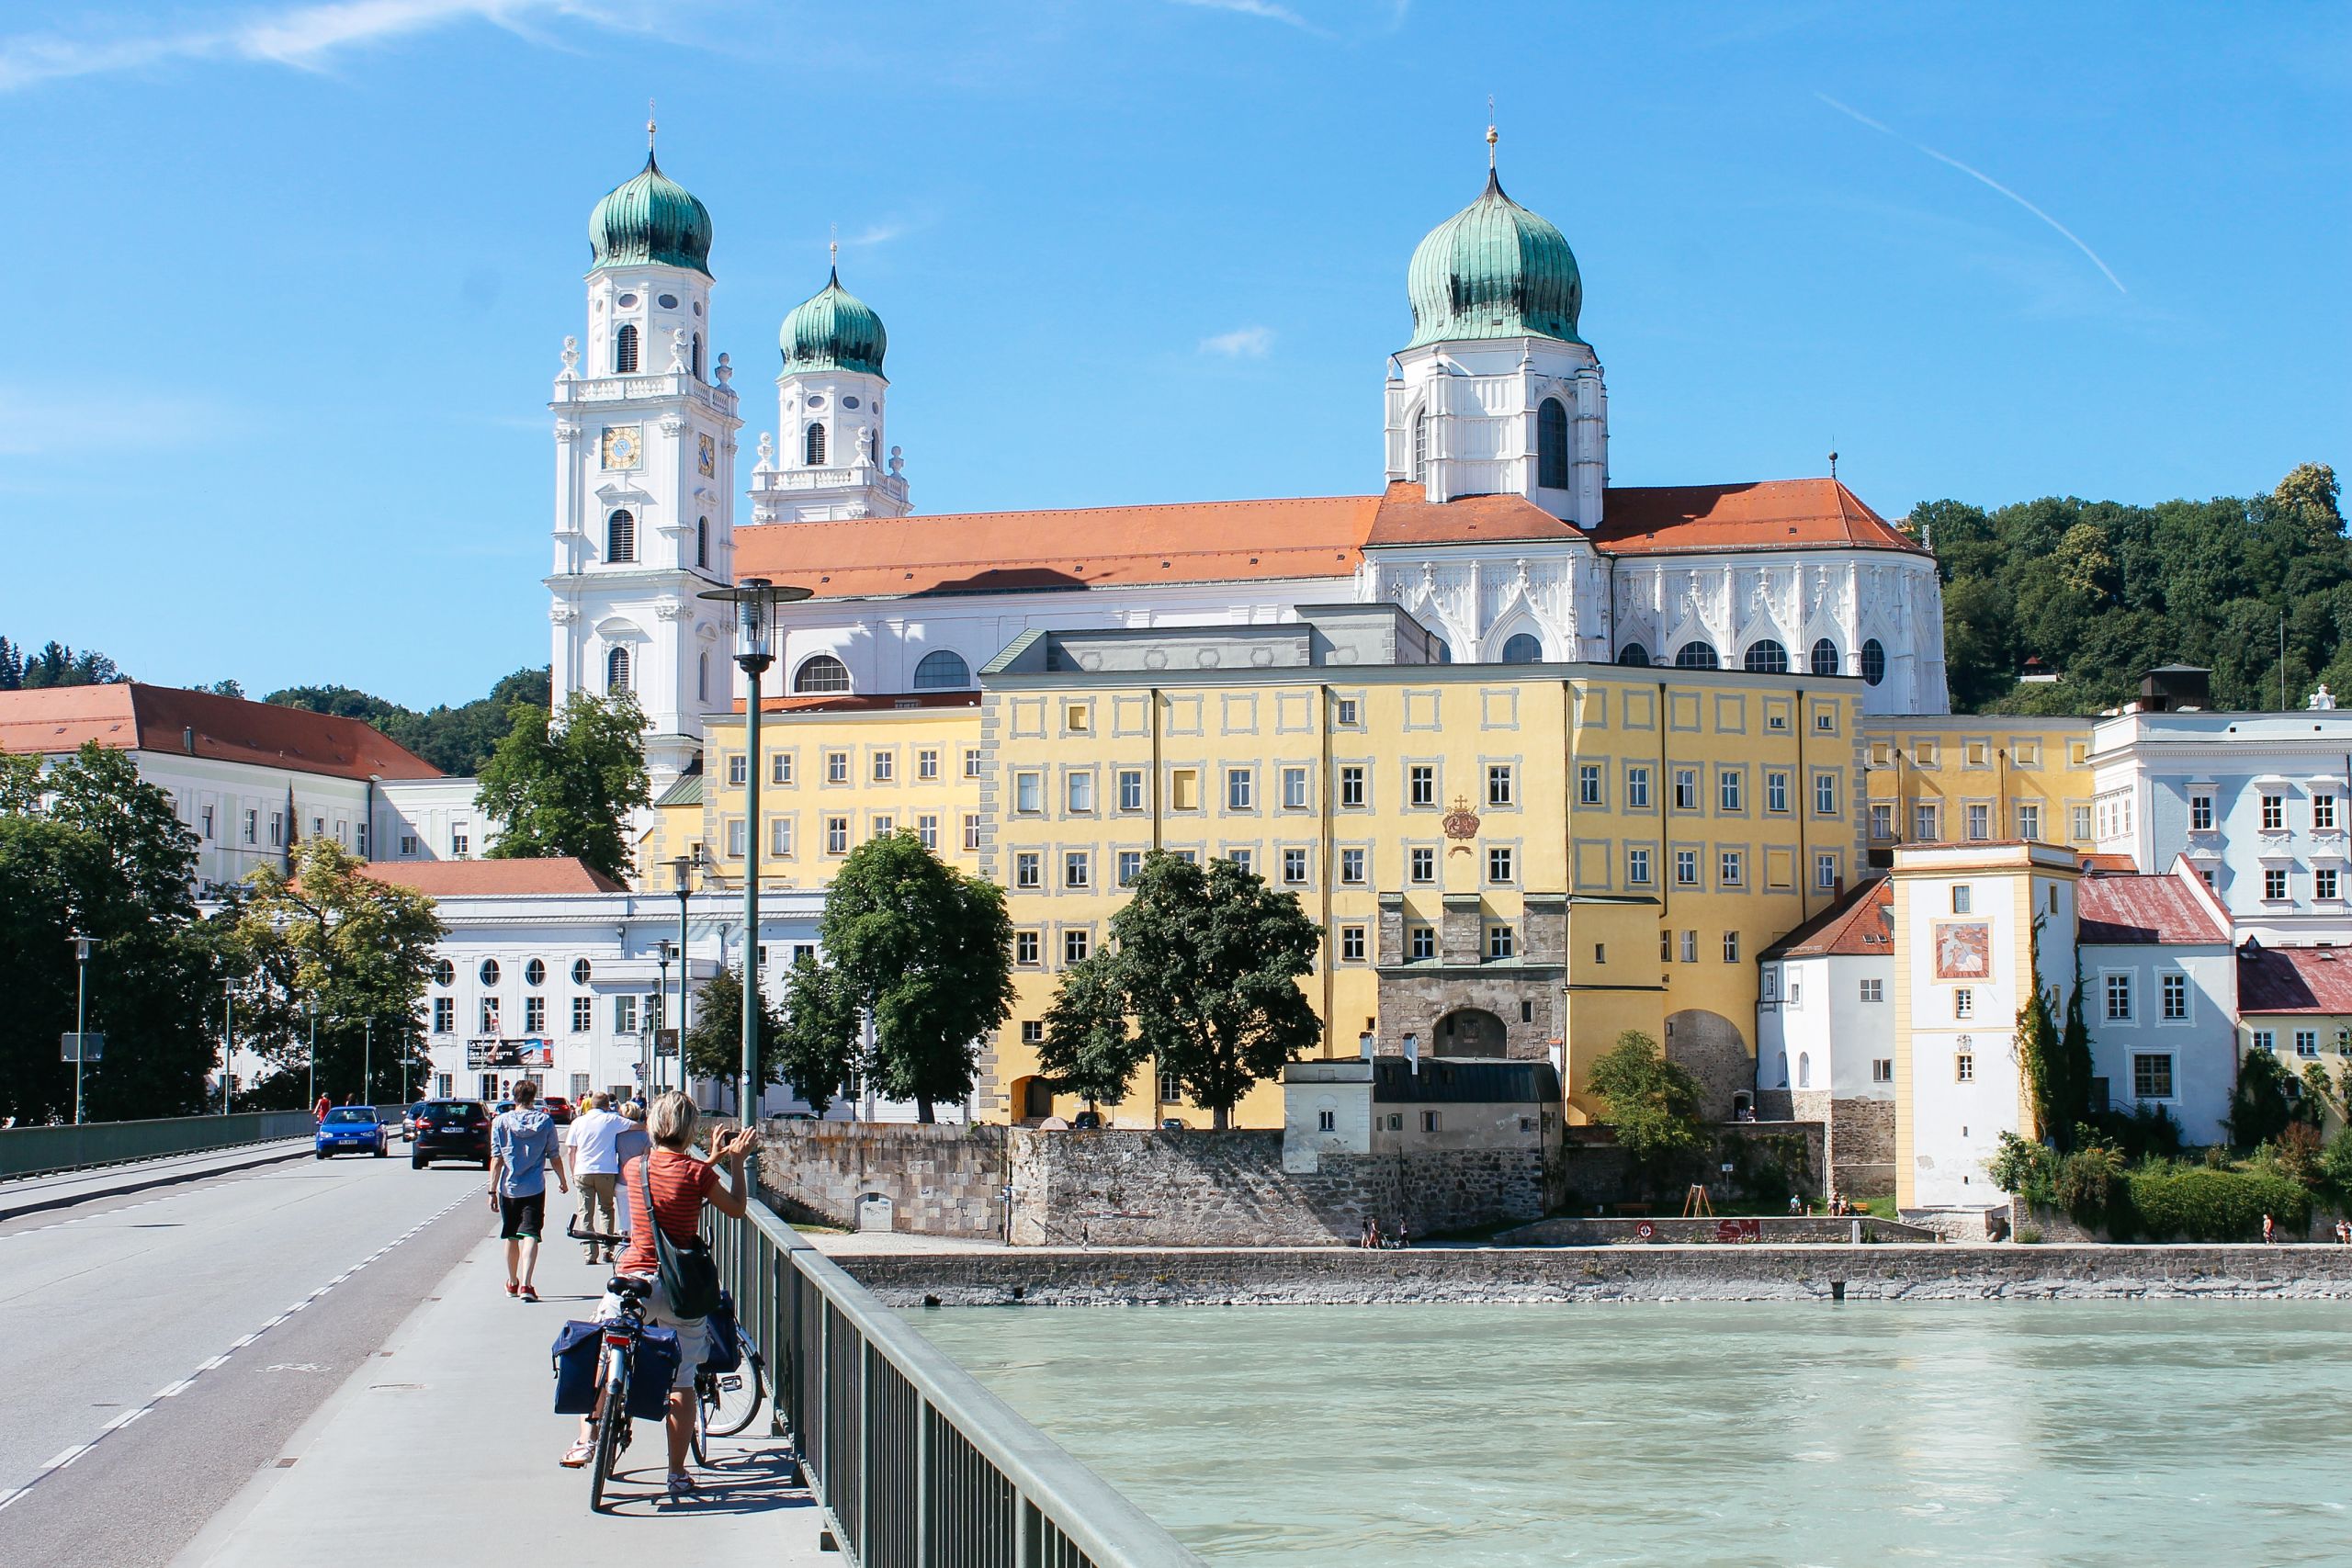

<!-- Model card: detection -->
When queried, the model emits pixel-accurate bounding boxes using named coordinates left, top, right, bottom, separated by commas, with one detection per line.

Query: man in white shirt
left=565, top=1092, right=628, bottom=1263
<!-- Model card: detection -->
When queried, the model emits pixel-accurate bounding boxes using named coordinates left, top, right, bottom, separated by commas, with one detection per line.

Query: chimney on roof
left=182, top=726, right=196, bottom=754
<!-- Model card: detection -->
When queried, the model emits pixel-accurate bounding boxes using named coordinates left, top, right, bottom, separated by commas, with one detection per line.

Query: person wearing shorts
left=560, top=1091, right=757, bottom=1495
left=488, top=1079, right=568, bottom=1302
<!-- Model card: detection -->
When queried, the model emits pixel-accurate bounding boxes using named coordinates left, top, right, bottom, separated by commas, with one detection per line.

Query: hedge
left=2119, top=1166, right=2311, bottom=1242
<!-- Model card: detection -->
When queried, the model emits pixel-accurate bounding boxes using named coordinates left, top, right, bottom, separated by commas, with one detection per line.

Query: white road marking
left=0, top=1190, right=470, bottom=1516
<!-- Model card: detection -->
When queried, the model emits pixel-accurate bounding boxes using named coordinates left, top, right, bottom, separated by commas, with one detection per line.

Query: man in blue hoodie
left=489, top=1078, right=569, bottom=1302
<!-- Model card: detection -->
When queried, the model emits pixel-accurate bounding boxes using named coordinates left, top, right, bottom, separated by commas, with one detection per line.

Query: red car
left=541, top=1095, right=575, bottom=1124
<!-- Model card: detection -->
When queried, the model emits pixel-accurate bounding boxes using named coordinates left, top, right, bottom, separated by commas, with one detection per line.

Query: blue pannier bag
left=550, top=1320, right=602, bottom=1415
left=626, top=1325, right=682, bottom=1421
left=699, top=1292, right=743, bottom=1375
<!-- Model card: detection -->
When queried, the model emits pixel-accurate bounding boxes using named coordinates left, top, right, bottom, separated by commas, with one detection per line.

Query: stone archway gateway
left=1434, top=1007, right=1509, bottom=1057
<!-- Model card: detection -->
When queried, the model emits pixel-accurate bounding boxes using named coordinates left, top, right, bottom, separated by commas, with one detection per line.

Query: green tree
left=235, top=839, right=446, bottom=1105
left=475, top=690, right=650, bottom=883
left=1078, top=851, right=1320, bottom=1129
left=266, top=666, right=551, bottom=775
left=775, top=951, right=861, bottom=1116
left=1586, top=1030, right=1707, bottom=1191
left=1037, top=953, right=1150, bottom=1111
left=2228, top=1046, right=2299, bottom=1150
left=682, top=963, right=791, bottom=1113
left=0, top=743, right=222, bottom=1121
left=817, top=831, right=1014, bottom=1122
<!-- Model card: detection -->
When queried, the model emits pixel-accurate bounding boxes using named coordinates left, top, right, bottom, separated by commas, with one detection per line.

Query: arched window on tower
left=1861, top=638, right=1887, bottom=687
left=1743, top=639, right=1789, bottom=674
left=606, top=645, right=632, bottom=694
left=696, top=517, right=709, bottom=570
left=1811, top=637, right=1840, bottom=677
left=614, top=323, right=639, bottom=374
left=1674, top=642, right=1721, bottom=671
left=1411, top=412, right=1429, bottom=481
left=794, top=654, right=851, bottom=694
left=805, top=423, right=828, bottom=466
left=697, top=651, right=709, bottom=703
left=1617, top=643, right=1651, bottom=667
left=605, top=510, right=636, bottom=564
left=1501, top=633, right=1544, bottom=664
left=691, top=333, right=704, bottom=380
left=913, top=650, right=972, bottom=690
left=1536, top=398, right=1570, bottom=490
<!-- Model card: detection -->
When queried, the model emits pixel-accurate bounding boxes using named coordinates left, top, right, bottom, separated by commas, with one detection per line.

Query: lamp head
left=71, top=933, right=93, bottom=962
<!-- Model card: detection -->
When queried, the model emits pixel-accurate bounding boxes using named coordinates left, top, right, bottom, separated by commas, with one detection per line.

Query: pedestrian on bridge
left=489, top=1079, right=569, bottom=1303
left=566, top=1092, right=627, bottom=1265
left=312, top=1092, right=331, bottom=1124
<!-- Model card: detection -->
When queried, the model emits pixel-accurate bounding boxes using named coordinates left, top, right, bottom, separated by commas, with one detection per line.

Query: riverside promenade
left=172, top=1230, right=828, bottom=1566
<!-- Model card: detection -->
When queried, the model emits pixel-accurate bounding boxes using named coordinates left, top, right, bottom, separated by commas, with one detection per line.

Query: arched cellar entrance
left=1434, top=1008, right=1510, bottom=1057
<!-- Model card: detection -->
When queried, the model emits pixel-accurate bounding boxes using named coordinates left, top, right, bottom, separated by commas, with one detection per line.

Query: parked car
left=315, top=1106, right=388, bottom=1159
left=411, top=1100, right=492, bottom=1169
left=541, top=1095, right=574, bottom=1124
left=1071, top=1110, right=1103, bottom=1130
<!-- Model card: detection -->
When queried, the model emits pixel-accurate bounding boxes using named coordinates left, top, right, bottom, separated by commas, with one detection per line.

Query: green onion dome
left=1405, top=169, right=1583, bottom=348
left=780, top=269, right=888, bottom=378
left=588, top=152, right=713, bottom=276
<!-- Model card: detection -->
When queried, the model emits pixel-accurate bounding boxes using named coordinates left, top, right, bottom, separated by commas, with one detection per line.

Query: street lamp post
left=655, top=941, right=673, bottom=1096
left=363, top=1017, right=374, bottom=1108
left=70, top=933, right=93, bottom=1125
left=221, top=978, right=235, bottom=1115
left=700, top=576, right=810, bottom=1145
left=667, top=855, right=693, bottom=1101
left=305, top=998, right=318, bottom=1115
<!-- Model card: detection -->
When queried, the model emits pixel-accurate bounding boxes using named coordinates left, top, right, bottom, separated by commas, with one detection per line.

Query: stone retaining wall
left=1501, top=1214, right=1941, bottom=1246
left=759, top=1121, right=1006, bottom=1240
left=1008, top=1128, right=1544, bottom=1247
left=837, top=1243, right=2352, bottom=1307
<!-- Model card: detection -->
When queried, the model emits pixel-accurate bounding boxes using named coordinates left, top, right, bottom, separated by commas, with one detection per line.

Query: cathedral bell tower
left=1383, top=129, right=1608, bottom=529
left=750, top=248, right=910, bottom=523
left=547, top=120, right=741, bottom=792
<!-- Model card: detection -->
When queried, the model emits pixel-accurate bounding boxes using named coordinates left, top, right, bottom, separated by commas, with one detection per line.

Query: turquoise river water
left=911, top=1301, right=2352, bottom=1566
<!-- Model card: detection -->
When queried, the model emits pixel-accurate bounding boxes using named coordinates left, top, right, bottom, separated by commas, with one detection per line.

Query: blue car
left=315, top=1106, right=388, bottom=1159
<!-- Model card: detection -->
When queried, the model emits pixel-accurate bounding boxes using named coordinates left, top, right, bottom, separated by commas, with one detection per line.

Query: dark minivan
left=411, top=1100, right=492, bottom=1169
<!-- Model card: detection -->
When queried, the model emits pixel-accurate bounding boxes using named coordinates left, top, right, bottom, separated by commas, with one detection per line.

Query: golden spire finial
left=647, top=99, right=657, bottom=152
left=829, top=222, right=840, bottom=275
left=1486, top=95, right=1498, bottom=171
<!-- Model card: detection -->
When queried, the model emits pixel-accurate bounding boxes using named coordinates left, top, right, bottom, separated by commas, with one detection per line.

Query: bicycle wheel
left=590, top=1350, right=629, bottom=1513
left=701, top=1350, right=765, bottom=1438
left=689, top=1376, right=711, bottom=1467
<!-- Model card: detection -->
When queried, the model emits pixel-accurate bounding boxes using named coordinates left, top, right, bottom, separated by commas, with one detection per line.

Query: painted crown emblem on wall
left=1442, top=795, right=1481, bottom=840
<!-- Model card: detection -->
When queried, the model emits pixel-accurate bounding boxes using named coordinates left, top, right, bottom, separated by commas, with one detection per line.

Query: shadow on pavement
left=590, top=1441, right=818, bottom=1518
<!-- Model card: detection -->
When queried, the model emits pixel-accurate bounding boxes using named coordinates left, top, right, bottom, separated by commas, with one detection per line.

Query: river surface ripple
left=910, top=1300, right=2352, bottom=1566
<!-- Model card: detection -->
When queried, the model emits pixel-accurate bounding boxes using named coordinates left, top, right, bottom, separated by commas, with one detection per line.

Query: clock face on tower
left=697, top=433, right=715, bottom=477
left=602, top=425, right=642, bottom=470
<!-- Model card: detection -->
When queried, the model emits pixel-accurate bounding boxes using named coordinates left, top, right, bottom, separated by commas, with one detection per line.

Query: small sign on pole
left=60, top=1032, right=105, bottom=1062
left=654, top=1029, right=680, bottom=1057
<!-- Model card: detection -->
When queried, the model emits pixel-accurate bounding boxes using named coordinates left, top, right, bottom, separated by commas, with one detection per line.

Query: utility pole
left=221, top=979, right=234, bottom=1115
left=70, top=934, right=93, bottom=1125
left=306, top=998, right=318, bottom=1114
left=363, top=1016, right=373, bottom=1107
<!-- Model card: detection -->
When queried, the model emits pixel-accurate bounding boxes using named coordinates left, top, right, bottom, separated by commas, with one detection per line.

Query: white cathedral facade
left=549, top=134, right=1949, bottom=791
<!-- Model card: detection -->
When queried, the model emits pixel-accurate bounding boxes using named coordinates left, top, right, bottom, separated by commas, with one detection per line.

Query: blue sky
left=1, top=1, right=2345, bottom=706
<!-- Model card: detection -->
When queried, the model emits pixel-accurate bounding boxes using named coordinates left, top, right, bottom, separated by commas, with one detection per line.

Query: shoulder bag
left=631, top=1152, right=724, bottom=1321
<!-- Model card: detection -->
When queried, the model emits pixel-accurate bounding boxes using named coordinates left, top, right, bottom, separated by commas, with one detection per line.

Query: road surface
left=0, top=1148, right=490, bottom=1567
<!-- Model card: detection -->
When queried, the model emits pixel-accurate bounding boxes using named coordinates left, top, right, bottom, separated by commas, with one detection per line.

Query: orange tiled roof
left=729, top=478, right=1923, bottom=600
left=2240, top=945, right=2352, bottom=1015
left=0, top=684, right=440, bottom=781
left=356, top=858, right=627, bottom=896
left=731, top=496, right=1380, bottom=599
left=1760, top=877, right=1892, bottom=958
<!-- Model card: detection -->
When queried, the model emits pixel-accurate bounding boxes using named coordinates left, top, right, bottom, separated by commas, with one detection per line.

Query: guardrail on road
left=707, top=1189, right=1204, bottom=1568
left=0, top=1111, right=317, bottom=1179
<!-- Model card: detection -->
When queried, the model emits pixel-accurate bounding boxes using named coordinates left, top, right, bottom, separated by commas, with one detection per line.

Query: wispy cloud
left=1164, top=0, right=1317, bottom=34
left=1200, top=325, right=1273, bottom=358
left=0, top=0, right=646, bottom=93
left=842, top=221, right=914, bottom=248
left=1816, top=93, right=2125, bottom=295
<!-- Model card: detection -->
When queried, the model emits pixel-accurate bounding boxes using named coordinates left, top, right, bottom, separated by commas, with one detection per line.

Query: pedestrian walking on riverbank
left=489, top=1079, right=569, bottom=1302
left=2262, top=1213, right=2278, bottom=1245
left=566, top=1092, right=626, bottom=1264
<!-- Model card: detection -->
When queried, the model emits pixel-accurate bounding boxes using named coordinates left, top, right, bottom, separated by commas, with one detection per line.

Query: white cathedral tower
left=547, top=126, right=741, bottom=790
left=750, top=248, right=910, bottom=524
left=1383, top=130, right=1608, bottom=526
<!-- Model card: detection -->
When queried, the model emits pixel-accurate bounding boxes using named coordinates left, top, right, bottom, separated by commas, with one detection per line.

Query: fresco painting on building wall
left=1933, top=922, right=1991, bottom=980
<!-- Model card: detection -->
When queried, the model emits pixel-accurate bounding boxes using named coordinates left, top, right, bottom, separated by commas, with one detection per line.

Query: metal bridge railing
left=0, top=1110, right=317, bottom=1179
left=707, top=1189, right=1204, bottom=1568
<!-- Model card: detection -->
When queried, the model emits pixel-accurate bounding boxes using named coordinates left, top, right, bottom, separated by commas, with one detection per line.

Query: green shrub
left=2052, top=1143, right=2125, bottom=1218
left=2322, top=1127, right=2352, bottom=1195
left=2120, top=1165, right=2311, bottom=1241
left=1986, top=1132, right=2056, bottom=1204
left=2016, top=1226, right=2044, bottom=1245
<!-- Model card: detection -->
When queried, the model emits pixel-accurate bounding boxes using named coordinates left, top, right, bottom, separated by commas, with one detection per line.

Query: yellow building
left=685, top=607, right=1865, bottom=1129
left=1860, top=714, right=2098, bottom=863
